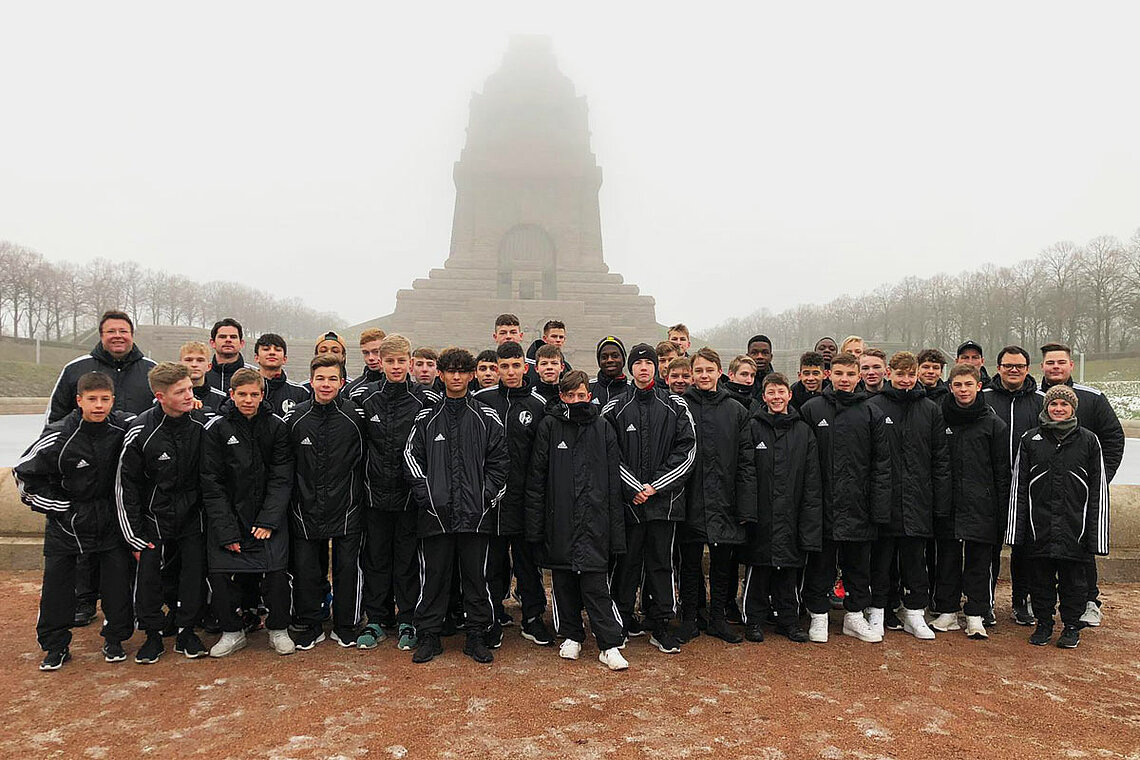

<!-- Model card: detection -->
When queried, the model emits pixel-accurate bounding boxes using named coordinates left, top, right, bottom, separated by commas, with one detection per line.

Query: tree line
left=0, top=241, right=342, bottom=344
left=701, top=229, right=1140, bottom=357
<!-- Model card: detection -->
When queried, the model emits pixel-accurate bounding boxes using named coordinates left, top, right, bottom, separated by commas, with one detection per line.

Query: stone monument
left=350, top=35, right=663, bottom=368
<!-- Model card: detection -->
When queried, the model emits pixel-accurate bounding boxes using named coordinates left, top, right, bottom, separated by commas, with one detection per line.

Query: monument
left=351, top=36, right=663, bottom=368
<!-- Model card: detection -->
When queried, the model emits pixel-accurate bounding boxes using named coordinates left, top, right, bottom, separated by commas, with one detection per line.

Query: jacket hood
left=684, top=385, right=729, bottom=406
left=549, top=400, right=598, bottom=425
left=940, top=391, right=990, bottom=424
left=751, top=404, right=802, bottom=428
left=879, top=383, right=926, bottom=403
left=822, top=385, right=868, bottom=407
left=91, top=342, right=145, bottom=366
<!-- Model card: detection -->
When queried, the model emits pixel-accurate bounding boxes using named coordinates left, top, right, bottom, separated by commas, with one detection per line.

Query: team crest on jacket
left=519, top=410, right=533, bottom=425
left=281, top=399, right=297, bottom=415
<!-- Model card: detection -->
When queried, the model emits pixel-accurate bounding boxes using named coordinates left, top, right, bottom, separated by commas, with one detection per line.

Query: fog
left=2, top=2, right=1138, bottom=330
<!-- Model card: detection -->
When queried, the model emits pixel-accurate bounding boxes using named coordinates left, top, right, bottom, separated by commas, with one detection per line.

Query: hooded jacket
left=403, top=395, right=509, bottom=538
left=681, top=386, right=757, bottom=545
left=200, top=401, right=293, bottom=573
left=357, top=377, right=440, bottom=512
left=47, top=343, right=157, bottom=423
left=722, top=380, right=757, bottom=411
left=1039, top=377, right=1125, bottom=483
left=798, top=387, right=891, bottom=542
left=263, top=370, right=311, bottom=418
left=589, top=371, right=629, bottom=407
left=473, top=381, right=547, bottom=535
left=922, top=380, right=951, bottom=403
left=742, top=406, right=823, bottom=568
left=285, top=397, right=367, bottom=539
left=14, top=409, right=134, bottom=555
left=941, top=394, right=1010, bottom=544
left=789, top=381, right=823, bottom=411
left=867, top=384, right=952, bottom=538
left=115, top=406, right=209, bottom=550
left=204, top=355, right=255, bottom=395
left=525, top=401, right=626, bottom=572
left=983, top=374, right=1042, bottom=470
left=1006, top=425, right=1110, bottom=562
left=603, top=383, right=697, bottom=523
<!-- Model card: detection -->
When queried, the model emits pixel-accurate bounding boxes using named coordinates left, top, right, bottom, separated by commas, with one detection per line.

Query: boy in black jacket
left=1007, top=384, right=1110, bottom=649
left=404, top=348, right=509, bottom=664
left=590, top=336, right=629, bottom=407
left=604, top=343, right=697, bottom=654
left=116, top=362, right=210, bottom=663
left=200, top=368, right=295, bottom=657
left=933, top=363, right=1009, bottom=639
left=790, top=351, right=827, bottom=410
left=525, top=370, right=629, bottom=670
left=285, top=354, right=367, bottom=650
left=16, top=372, right=135, bottom=670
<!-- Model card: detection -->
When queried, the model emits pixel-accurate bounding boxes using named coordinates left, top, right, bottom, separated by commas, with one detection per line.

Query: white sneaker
left=842, top=611, right=883, bottom=643
left=865, top=607, right=885, bottom=639
left=209, top=631, right=247, bottom=658
left=964, top=616, right=988, bottom=639
left=902, top=608, right=936, bottom=640
left=268, top=629, right=296, bottom=655
left=1079, top=601, right=1102, bottom=627
left=808, top=613, right=829, bottom=643
left=931, top=612, right=961, bottom=632
left=599, top=647, right=629, bottom=671
left=559, top=639, right=581, bottom=660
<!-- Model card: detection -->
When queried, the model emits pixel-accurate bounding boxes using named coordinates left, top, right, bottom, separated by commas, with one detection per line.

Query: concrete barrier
left=0, top=398, right=48, bottom=415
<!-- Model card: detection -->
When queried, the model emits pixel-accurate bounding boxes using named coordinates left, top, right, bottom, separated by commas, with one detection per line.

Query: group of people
left=15, top=311, right=1121, bottom=673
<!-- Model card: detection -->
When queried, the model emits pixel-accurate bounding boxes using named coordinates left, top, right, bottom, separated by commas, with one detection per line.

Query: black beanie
left=627, top=343, right=659, bottom=374
left=748, top=334, right=773, bottom=349
left=596, top=335, right=626, bottom=366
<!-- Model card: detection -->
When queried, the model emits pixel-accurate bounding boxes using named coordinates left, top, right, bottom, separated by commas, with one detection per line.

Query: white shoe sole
left=329, top=631, right=357, bottom=648
left=209, top=639, right=248, bottom=658
left=649, top=636, right=681, bottom=654
left=295, top=632, right=326, bottom=651
left=559, top=649, right=581, bottom=660
left=842, top=624, right=883, bottom=643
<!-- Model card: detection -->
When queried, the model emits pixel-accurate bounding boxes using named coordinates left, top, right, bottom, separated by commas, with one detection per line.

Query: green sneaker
left=397, top=623, right=418, bottom=651
left=357, top=623, right=386, bottom=650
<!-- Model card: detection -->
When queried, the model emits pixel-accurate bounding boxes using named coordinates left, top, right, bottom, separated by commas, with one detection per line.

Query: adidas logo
left=300, top=437, right=312, bottom=446
left=557, top=441, right=568, bottom=450
left=884, top=416, right=894, bottom=425
left=75, top=459, right=90, bottom=469
left=227, top=436, right=240, bottom=445
left=370, top=414, right=380, bottom=422
left=157, top=452, right=171, bottom=461
left=434, top=433, right=446, bottom=442
left=817, top=419, right=829, bottom=427
left=945, top=427, right=953, bottom=435
left=755, top=441, right=767, bottom=450
left=625, top=424, right=637, bottom=432
left=1031, top=433, right=1043, bottom=441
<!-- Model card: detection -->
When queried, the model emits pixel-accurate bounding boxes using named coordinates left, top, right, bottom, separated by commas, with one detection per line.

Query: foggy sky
left=2, top=2, right=1138, bottom=333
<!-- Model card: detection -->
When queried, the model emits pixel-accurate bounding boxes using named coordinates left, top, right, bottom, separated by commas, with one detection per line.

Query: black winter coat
left=742, top=407, right=823, bottom=568
left=790, top=381, right=822, bottom=411
left=200, top=402, right=293, bottom=573
left=358, top=378, right=440, bottom=512
left=922, top=380, right=950, bottom=403
left=286, top=398, right=366, bottom=539
left=403, top=395, right=509, bottom=538
left=867, top=384, right=952, bottom=538
left=798, top=388, right=891, bottom=542
left=1039, top=378, right=1125, bottom=483
left=346, top=368, right=384, bottom=400
left=194, top=383, right=228, bottom=414
left=473, top=382, right=547, bottom=535
left=14, top=409, right=133, bottom=555
left=589, top=371, right=629, bottom=407
left=116, top=406, right=208, bottom=549
left=983, top=374, right=1041, bottom=470
left=263, top=370, right=311, bottom=418
left=941, top=395, right=1010, bottom=544
left=1007, top=426, right=1110, bottom=562
left=204, top=356, right=254, bottom=395
left=48, top=344, right=157, bottom=423
left=603, top=385, right=697, bottom=524
left=722, top=380, right=757, bottom=412
left=681, top=386, right=757, bottom=545
left=525, top=401, right=626, bottom=572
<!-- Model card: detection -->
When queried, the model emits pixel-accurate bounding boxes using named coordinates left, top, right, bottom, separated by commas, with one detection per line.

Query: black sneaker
left=707, top=619, right=743, bottom=644
left=695, top=610, right=709, bottom=631
left=39, top=647, right=71, bottom=671
left=649, top=625, right=682, bottom=654
left=292, top=625, right=326, bottom=650
left=1013, top=602, right=1035, bottom=627
left=983, top=609, right=997, bottom=628
left=625, top=616, right=646, bottom=637
left=521, top=616, right=554, bottom=646
left=676, top=620, right=701, bottom=643
left=1029, top=621, right=1054, bottom=646
left=412, top=632, right=443, bottom=663
left=73, top=602, right=96, bottom=627
left=744, top=624, right=765, bottom=642
left=463, top=631, right=494, bottom=663
left=102, top=640, right=127, bottom=663
left=441, top=614, right=459, bottom=637
left=884, top=609, right=904, bottom=631
left=161, top=610, right=178, bottom=637
left=175, top=629, right=207, bottom=659
left=724, top=602, right=744, bottom=625
left=1056, top=626, right=1081, bottom=649
left=485, top=622, right=504, bottom=649
left=135, top=632, right=165, bottom=664
left=777, top=624, right=809, bottom=643
left=496, top=610, right=515, bottom=628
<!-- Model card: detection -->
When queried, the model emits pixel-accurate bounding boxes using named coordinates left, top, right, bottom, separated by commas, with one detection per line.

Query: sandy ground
left=2, top=571, right=1138, bottom=759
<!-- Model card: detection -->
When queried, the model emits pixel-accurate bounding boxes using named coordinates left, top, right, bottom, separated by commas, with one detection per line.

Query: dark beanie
left=596, top=335, right=626, bottom=366
left=627, top=343, right=659, bottom=374
left=748, top=334, right=773, bottom=348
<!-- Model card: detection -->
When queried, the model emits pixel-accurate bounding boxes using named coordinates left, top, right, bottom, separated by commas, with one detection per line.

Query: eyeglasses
left=998, top=363, right=1028, bottom=370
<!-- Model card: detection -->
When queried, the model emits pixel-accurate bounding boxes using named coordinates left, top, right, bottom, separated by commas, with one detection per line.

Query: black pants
left=210, top=571, right=291, bottom=632
left=75, top=552, right=99, bottom=608
left=613, top=521, right=677, bottom=626
left=415, top=533, right=493, bottom=636
left=1010, top=544, right=1032, bottom=607
left=38, top=549, right=134, bottom=651
left=135, top=533, right=206, bottom=633
left=291, top=533, right=362, bottom=630
left=870, top=535, right=928, bottom=610
left=931, top=539, right=994, bottom=616
left=1086, top=559, right=1100, bottom=605
left=804, top=539, right=871, bottom=614
left=551, top=569, right=624, bottom=650
left=489, top=535, right=546, bottom=621
left=742, top=565, right=800, bottom=625
left=678, top=542, right=736, bottom=623
left=1028, top=557, right=1089, bottom=628
left=361, top=510, right=419, bottom=626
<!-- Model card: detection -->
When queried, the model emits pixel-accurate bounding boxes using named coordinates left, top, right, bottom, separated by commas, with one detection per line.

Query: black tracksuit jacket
left=204, top=356, right=254, bottom=395
left=285, top=397, right=367, bottom=539
left=193, top=383, right=228, bottom=414
left=790, top=381, right=823, bottom=411
left=589, top=371, right=629, bottom=408
left=940, top=395, right=1010, bottom=544
left=47, top=344, right=157, bottom=423
left=473, top=381, right=547, bottom=536
left=1039, top=377, right=1125, bottom=483
left=357, top=377, right=440, bottom=512
left=983, top=374, right=1042, bottom=470
left=263, top=370, right=311, bottom=418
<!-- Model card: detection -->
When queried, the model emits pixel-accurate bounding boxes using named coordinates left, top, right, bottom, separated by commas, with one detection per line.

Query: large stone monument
left=350, top=36, right=663, bottom=367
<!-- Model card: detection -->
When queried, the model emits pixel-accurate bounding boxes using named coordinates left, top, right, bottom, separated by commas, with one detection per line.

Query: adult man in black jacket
left=16, top=372, right=135, bottom=670
left=200, top=369, right=295, bottom=658
left=355, top=335, right=440, bottom=651
left=798, top=352, right=891, bottom=644
left=116, top=362, right=210, bottom=663
left=473, top=341, right=553, bottom=648
left=204, top=318, right=253, bottom=394
left=403, top=347, right=509, bottom=664
left=603, top=343, right=697, bottom=654
left=589, top=336, right=629, bottom=407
